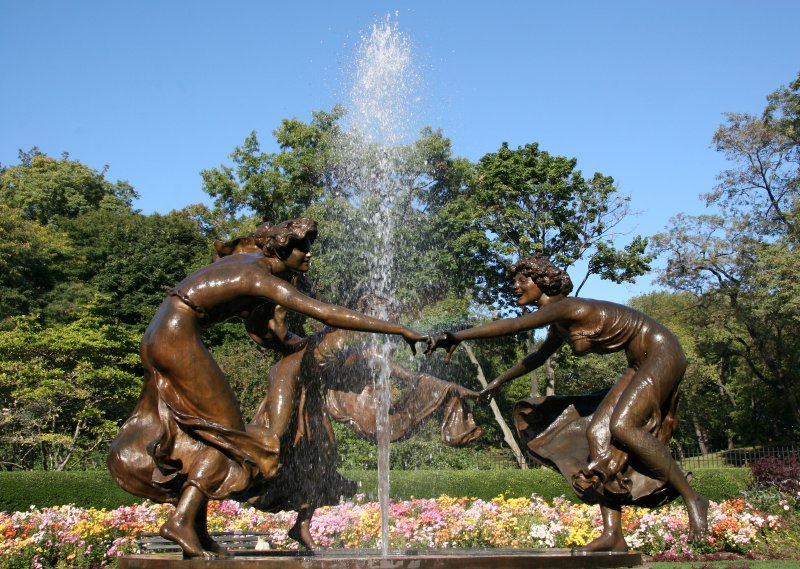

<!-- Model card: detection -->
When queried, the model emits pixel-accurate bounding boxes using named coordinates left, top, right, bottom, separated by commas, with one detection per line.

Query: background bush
left=750, top=456, right=800, bottom=494
left=0, top=470, right=141, bottom=511
left=0, top=467, right=750, bottom=512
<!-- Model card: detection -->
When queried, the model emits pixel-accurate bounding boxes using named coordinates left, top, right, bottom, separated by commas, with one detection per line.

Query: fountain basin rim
left=120, top=548, right=643, bottom=568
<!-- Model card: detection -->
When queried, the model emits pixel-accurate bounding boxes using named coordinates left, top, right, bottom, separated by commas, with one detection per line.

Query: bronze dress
left=513, top=300, right=689, bottom=507
left=108, top=290, right=280, bottom=503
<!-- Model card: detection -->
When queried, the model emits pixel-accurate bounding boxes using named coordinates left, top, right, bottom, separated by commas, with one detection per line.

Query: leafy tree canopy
left=0, top=148, right=138, bottom=225
left=0, top=204, right=74, bottom=320
left=448, top=141, right=652, bottom=310
left=654, top=71, right=800, bottom=439
left=0, top=296, right=141, bottom=470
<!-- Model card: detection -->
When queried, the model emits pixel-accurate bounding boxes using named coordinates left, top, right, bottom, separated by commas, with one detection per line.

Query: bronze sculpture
left=428, top=253, right=709, bottom=552
left=107, top=217, right=428, bottom=559
left=208, top=240, right=480, bottom=551
left=243, top=308, right=481, bottom=550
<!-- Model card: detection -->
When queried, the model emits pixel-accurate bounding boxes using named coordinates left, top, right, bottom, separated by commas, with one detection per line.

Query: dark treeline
left=1, top=73, right=798, bottom=471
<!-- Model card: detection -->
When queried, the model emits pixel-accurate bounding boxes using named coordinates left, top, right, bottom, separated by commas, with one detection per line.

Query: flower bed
left=0, top=494, right=794, bottom=568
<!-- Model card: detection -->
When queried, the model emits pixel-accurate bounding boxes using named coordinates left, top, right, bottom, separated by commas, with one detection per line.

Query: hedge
left=346, top=467, right=751, bottom=504
left=0, top=467, right=751, bottom=513
left=0, top=470, right=141, bottom=512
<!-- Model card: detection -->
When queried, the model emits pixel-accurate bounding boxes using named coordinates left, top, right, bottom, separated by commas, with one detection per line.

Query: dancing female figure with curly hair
left=429, top=253, right=708, bottom=551
left=108, top=217, right=427, bottom=559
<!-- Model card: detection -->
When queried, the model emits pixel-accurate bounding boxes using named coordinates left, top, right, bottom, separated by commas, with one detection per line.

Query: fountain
left=115, top=15, right=647, bottom=569
left=336, top=17, right=419, bottom=556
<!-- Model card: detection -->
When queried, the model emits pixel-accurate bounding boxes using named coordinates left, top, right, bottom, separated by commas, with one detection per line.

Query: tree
left=0, top=149, right=137, bottom=225
left=0, top=296, right=141, bottom=470
left=86, top=211, right=211, bottom=327
left=442, top=141, right=651, bottom=397
left=201, top=108, right=344, bottom=224
left=654, top=72, right=800, bottom=439
left=201, top=111, right=474, bottom=317
left=39, top=209, right=210, bottom=328
left=454, top=142, right=651, bottom=308
left=0, top=205, right=74, bottom=321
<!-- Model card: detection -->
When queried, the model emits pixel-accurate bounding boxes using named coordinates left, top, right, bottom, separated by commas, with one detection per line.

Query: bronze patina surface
left=428, top=253, right=709, bottom=552
left=107, top=218, right=429, bottom=558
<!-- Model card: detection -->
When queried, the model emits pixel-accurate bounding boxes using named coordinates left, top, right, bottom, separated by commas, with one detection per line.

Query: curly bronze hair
left=212, top=235, right=259, bottom=261
left=254, top=217, right=319, bottom=259
left=509, top=254, right=573, bottom=297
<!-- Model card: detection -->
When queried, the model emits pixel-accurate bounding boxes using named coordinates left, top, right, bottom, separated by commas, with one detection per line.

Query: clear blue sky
left=2, top=1, right=798, bottom=302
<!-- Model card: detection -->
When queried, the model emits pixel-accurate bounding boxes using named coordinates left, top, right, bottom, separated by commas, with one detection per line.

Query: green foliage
left=553, top=349, right=625, bottom=395
left=0, top=297, right=141, bottom=470
left=201, top=108, right=344, bottom=223
left=0, top=470, right=140, bottom=511
left=343, top=468, right=748, bottom=503
left=0, top=148, right=137, bottom=225
left=54, top=209, right=211, bottom=327
left=0, top=205, right=74, bottom=320
left=201, top=112, right=477, bottom=320
left=333, top=420, right=520, bottom=471
left=0, top=467, right=749, bottom=512
left=654, top=71, right=800, bottom=443
left=689, top=469, right=752, bottom=503
left=347, top=468, right=573, bottom=502
left=88, top=212, right=210, bottom=326
left=449, top=141, right=652, bottom=308
left=209, top=339, right=280, bottom=421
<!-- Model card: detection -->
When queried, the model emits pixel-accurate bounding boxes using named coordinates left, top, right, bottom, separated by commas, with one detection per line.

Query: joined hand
left=424, top=332, right=461, bottom=363
left=478, top=385, right=499, bottom=404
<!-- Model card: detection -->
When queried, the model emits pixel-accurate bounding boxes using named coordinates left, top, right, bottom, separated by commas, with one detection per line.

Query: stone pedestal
left=120, top=548, right=643, bottom=569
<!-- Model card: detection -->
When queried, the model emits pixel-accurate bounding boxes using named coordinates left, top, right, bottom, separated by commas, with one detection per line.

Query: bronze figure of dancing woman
left=428, top=253, right=708, bottom=551
left=108, top=217, right=428, bottom=558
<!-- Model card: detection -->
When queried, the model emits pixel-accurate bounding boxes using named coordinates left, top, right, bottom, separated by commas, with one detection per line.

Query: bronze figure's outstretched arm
left=480, top=329, right=564, bottom=400
left=262, top=277, right=427, bottom=353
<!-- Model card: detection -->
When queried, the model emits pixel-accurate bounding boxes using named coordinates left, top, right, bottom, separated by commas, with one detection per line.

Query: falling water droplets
left=332, top=14, right=422, bottom=557
left=349, top=16, right=418, bottom=147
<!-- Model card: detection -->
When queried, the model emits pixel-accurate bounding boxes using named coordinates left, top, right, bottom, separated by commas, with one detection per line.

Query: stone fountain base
left=119, top=548, right=643, bottom=569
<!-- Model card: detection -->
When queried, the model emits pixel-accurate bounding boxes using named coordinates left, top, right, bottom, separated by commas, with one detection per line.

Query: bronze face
left=283, top=238, right=313, bottom=272
left=512, top=273, right=542, bottom=307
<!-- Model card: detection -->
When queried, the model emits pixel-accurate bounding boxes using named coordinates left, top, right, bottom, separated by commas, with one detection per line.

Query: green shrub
left=0, top=467, right=750, bottom=513
left=0, top=470, right=141, bottom=512
left=690, top=468, right=751, bottom=502
left=346, top=467, right=750, bottom=503
left=343, top=468, right=574, bottom=502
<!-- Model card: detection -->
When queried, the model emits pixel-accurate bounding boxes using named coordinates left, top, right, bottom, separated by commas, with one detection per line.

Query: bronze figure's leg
left=580, top=504, right=628, bottom=552
left=288, top=503, right=316, bottom=550
left=585, top=367, right=636, bottom=480
left=160, top=485, right=215, bottom=559
left=266, top=351, right=303, bottom=442
left=608, top=355, right=708, bottom=541
left=194, top=499, right=231, bottom=558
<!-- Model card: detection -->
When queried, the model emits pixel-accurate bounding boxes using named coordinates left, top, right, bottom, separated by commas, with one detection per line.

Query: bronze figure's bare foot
left=580, top=531, right=629, bottom=552
left=580, top=536, right=627, bottom=553
left=197, top=527, right=231, bottom=558
left=288, top=520, right=315, bottom=551
left=160, top=520, right=215, bottom=559
left=687, top=494, right=709, bottom=542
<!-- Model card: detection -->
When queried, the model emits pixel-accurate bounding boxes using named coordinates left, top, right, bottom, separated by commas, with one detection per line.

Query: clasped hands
left=420, top=331, right=499, bottom=404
